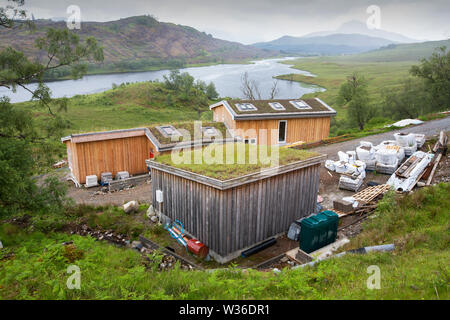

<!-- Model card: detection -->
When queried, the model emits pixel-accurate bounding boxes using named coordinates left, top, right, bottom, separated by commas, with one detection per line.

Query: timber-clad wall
left=212, top=105, right=331, bottom=145
left=67, top=135, right=156, bottom=184
left=151, top=161, right=321, bottom=259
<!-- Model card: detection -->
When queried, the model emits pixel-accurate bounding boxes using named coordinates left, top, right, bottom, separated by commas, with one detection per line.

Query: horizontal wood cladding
left=233, top=117, right=331, bottom=145
left=69, top=135, right=157, bottom=184
left=212, top=107, right=331, bottom=144
left=151, top=163, right=320, bottom=257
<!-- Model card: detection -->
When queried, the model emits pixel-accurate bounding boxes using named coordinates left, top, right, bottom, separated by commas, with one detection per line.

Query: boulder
left=123, top=200, right=139, bottom=214
left=150, top=215, right=158, bottom=223
left=146, top=205, right=156, bottom=218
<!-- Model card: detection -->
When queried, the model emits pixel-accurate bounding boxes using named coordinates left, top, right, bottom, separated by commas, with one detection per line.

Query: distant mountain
left=252, top=33, right=397, bottom=55
left=0, top=15, right=275, bottom=68
left=303, top=20, right=418, bottom=44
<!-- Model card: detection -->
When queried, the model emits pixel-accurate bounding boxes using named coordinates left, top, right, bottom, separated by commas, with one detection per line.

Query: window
left=289, top=100, right=312, bottom=110
left=244, top=138, right=256, bottom=145
left=278, top=120, right=287, bottom=143
left=157, top=125, right=181, bottom=138
left=236, top=103, right=257, bottom=111
left=269, top=102, right=285, bottom=111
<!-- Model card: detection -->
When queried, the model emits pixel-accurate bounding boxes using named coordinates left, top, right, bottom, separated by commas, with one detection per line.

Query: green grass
left=17, top=81, right=215, bottom=135
left=1, top=183, right=448, bottom=299
left=155, top=143, right=320, bottom=180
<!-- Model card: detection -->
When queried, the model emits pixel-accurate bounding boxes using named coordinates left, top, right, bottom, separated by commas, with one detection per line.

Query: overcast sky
left=4, top=0, right=450, bottom=43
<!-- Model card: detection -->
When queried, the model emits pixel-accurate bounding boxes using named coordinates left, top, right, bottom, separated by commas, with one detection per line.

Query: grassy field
left=1, top=183, right=448, bottom=299
left=277, top=39, right=450, bottom=121
left=278, top=59, right=413, bottom=120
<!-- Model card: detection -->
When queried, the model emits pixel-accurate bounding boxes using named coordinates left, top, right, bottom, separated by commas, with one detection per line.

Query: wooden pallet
left=334, top=209, right=354, bottom=218
left=353, top=184, right=391, bottom=203
left=395, top=156, right=420, bottom=178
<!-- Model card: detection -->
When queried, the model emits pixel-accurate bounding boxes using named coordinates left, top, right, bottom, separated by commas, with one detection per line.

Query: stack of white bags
left=325, top=151, right=367, bottom=192
left=393, top=133, right=418, bottom=156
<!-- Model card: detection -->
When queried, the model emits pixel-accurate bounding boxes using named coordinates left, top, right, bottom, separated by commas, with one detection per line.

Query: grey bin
left=101, top=172, right=113, bottom=185
left=287, top=220, right=302, bottom=241
left=116, top=171, right=130, bottom=180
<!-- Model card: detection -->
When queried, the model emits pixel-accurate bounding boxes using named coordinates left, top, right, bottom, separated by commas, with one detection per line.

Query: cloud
left=4, top=0, right=449, bottom=43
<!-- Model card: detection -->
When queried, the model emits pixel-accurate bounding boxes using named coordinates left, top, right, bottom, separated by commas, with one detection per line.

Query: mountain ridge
left=0, top=15, right=276, bottom=70
left=252, top=33, right=397, bottom=55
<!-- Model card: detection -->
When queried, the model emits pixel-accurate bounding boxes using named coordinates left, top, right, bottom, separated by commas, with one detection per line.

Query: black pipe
left=241, top=238, right=276, bottom=258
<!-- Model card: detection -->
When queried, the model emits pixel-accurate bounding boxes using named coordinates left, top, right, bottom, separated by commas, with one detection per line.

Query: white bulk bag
left=394, top=133, right=417, bottom=148
left=338, top=151, right=349, bottom=162
left=356, top=146, right=375, bottom=161
left=325, top=160, right=336, bottom=171
left=375, top=148, right=398, bottom=165
left=346, top=151, right=357, bottom=164
left=334, top=161, right=348, bottom=173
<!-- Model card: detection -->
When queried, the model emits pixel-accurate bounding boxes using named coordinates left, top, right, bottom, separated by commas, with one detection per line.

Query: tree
left=338, top=73, right=371, bottom=130
left=382, top=78, right=429, bottom=120
left=410, top=46, right=450, bottom=112
left=240, top=72, right=261, bottom=100
left=269, top=80, right=279, bottom=99
left=0, top=0, right=103, bottom=211
left=206, top=82, right=219, bottom=100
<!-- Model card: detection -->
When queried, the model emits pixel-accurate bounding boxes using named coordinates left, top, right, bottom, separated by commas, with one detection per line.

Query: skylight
left=268, top=102, right=286, bottom=111
left=203, top=126, right=219, bottom=136
left=236, top=103, right=257, bottom=111
left=289, top=100, right=312, bottom=110
left=157, top=125, right=181, bottom=138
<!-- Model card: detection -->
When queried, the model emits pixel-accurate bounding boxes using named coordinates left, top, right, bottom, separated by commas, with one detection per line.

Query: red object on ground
left=187, top=239, right=209, bottom=258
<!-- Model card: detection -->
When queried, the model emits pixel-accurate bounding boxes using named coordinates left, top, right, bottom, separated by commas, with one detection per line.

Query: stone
left=0, top=240, right=3, bottom=249
left=150, top=215, right=158, bottom=223
left=123, top=200, right=139, bottom=214
left=147, top=205, right=156, bottom=218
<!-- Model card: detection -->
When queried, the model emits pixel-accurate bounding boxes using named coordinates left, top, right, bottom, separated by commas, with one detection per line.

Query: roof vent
left=289, top=100, right=312, bottom=110
left=236, top=103, right=257, bottom=111
left=268, top=102, right=286, bottom=110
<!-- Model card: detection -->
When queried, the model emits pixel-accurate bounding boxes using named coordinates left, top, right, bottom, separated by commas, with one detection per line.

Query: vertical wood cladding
left=151, top=163, right=320, bottom=257
left=67, top=135, right=156, bottom=184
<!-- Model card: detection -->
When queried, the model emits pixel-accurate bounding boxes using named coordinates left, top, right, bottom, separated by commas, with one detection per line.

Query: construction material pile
left=387, top=151, right=434, bottom=192
left=325, top=151, right=366, bottom=191
left=333, top=184, right=391, bottom=216
left=387, top=131, right=447, bottom=192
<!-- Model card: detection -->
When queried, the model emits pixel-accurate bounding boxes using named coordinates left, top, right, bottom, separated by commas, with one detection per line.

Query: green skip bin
left=299, top=210, right=339, bottom=253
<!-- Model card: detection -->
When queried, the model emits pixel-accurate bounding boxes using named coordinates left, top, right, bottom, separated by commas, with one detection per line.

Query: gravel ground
left=311, top=117, right=450, bottom=160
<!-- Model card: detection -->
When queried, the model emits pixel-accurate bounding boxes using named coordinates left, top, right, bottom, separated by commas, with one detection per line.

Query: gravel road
left=311, top=117, right=450, bottom=159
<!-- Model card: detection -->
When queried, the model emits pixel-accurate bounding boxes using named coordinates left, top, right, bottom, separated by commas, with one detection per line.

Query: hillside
left=0, top=15, right=276, bottom=75
left=1, top=182, right=448, bottom=299
left=252, top=33, right=396, bottom=55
